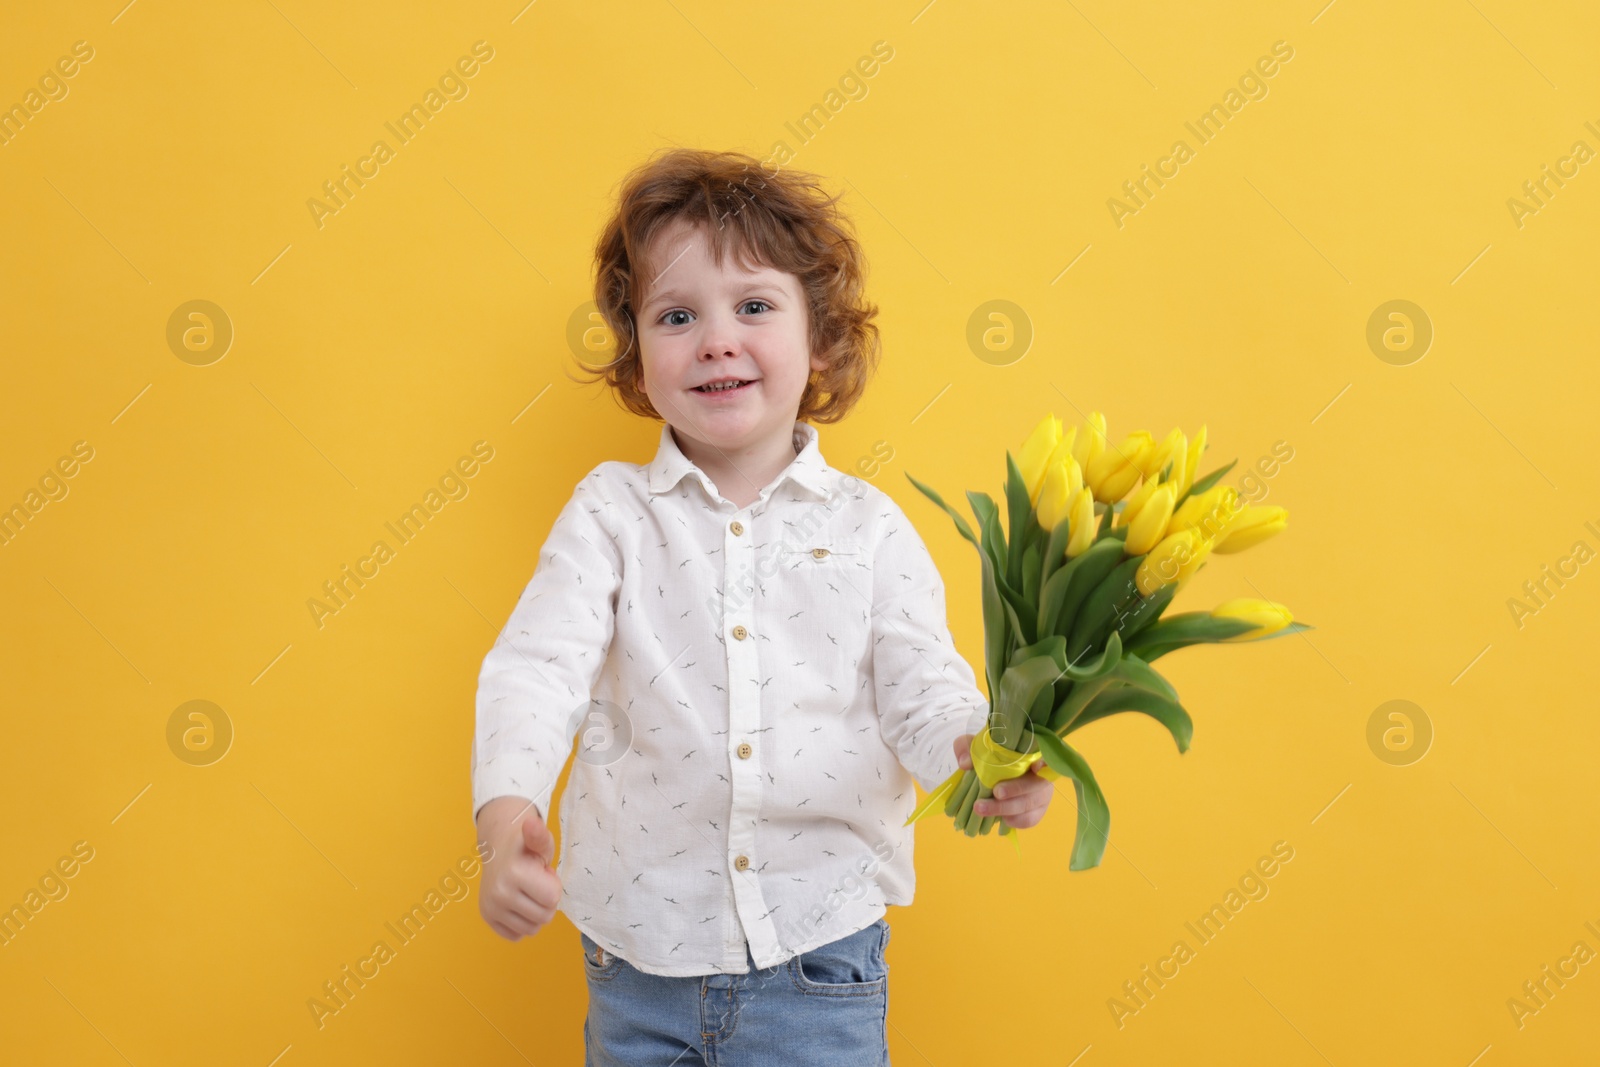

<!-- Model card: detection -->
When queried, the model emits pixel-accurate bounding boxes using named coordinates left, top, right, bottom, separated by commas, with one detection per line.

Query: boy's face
left=635, top=218, right=826, bottom=453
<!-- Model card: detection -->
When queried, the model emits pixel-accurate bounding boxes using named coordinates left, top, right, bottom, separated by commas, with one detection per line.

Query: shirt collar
left=647, top=421, right=834, bottom=502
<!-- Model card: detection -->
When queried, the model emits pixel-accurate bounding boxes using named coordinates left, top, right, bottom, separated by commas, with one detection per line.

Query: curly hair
left=575, top=147, right=880, bottom=425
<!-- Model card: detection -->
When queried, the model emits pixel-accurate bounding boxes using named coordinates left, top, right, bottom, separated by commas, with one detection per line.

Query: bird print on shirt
left=471, top=422, right=988, bottom=977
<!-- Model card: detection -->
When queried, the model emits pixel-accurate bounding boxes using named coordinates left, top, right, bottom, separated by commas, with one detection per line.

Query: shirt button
left=737, top=742, right=752, bottom=759
left=811, top=547, right=830, bottom=559
left=730, top=520, right=744, bottom=535
left=732, top=624, right=747, bottom=640
left=734, top=855, right=750, bottom=872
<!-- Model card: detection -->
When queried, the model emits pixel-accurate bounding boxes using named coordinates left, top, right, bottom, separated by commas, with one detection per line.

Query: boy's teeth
left=699, top=380, right=746, bottom=392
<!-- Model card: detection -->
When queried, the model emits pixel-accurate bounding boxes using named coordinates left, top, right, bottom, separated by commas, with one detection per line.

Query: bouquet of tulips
left=903, top=412, right=1310, bottom=868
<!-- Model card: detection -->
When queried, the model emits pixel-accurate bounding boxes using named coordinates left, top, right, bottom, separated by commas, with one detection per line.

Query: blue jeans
left=580, top=917, right=892, bottom=1066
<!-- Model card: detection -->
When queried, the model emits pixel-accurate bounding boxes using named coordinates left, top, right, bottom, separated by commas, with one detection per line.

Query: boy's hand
left=953, top=733, right=1056, bottom=830
left=476, top=796, right=563, bottom=941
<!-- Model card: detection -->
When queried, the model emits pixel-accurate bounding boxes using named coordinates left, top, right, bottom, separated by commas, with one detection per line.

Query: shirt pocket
left=764, top=537, right=873, bottom=693
left=778, top=537, right=865, bottom=567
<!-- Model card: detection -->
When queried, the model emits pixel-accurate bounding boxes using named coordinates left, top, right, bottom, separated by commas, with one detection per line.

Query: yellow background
left=3, top=1, right=1597, bottom=1063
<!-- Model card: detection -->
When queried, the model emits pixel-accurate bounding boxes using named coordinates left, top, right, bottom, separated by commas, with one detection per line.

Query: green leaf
left=971, top=492, right=1035, bottom=648
left=1063, top=628, right=1122, bottom=681
left=1123, top=612, right=1258, bottom=658
left=1000, top=597, right=1029, bottom=660
left=1028, top=684, right=1055, bottom=727
left=1039, top=518, right=1074, bottom=600
left=994, top=656, right=1072, bottom=744
left=1174, top=459, right=1238, bottom=510
left=1003, top=451, right=1035, bottom=594
left=966, top=491, right=1007, bottom=592
left=1048, top=675, right=1112, bottom=732
left=1021, top=541, right=1042, bottom=619
left=970, top=517, right=1009, bottom=699
left=1115, top=582, right=1176, bottom=644
left=1042, top=537, right=1124, bottom=639
left=1009, top=634, right=1068, bottom=672
left=1251, top=620, right=1314, bottom=641
left=905, top=472, right=979, bottom=548
left=1044, top=632, right=1125, bottom=732
left=1108, top=651, right=1178, bottom=702
left=1036, top=731, right=1111, bottom=870
left=1066, top=555, right=1143, bottom=663
left=1068, top=687, right=1193, bottom=752
left=1133, top=621, right=1316, bottom=662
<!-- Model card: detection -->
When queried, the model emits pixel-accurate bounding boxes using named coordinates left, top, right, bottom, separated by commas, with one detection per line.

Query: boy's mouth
left=692, top=379, right=757, bottom=395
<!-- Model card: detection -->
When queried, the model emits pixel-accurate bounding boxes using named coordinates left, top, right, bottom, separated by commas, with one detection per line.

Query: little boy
left=471, top=148, right=1053, bottom=1066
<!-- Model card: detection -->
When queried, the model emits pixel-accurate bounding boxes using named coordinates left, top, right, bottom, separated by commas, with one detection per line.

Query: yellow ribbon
left=903, top=728, right=1061, bottom=855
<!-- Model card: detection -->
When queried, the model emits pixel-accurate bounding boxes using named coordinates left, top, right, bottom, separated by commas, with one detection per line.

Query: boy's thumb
left=521, top=810, right=555, bottom=865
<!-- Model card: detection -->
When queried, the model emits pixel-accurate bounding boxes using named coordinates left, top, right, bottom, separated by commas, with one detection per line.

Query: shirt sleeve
left=870, top=493, right=991, bottom=795
left=471, top=469, right=621, bottom=825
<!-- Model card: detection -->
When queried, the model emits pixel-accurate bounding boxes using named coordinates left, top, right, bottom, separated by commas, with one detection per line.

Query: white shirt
left=471, top=419, right=988, bottom=977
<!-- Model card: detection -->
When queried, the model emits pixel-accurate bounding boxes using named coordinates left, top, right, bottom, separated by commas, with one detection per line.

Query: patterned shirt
left=470, top=419, right=988, bottom=977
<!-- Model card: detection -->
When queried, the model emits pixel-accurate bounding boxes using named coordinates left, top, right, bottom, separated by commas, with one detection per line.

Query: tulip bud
left=1086, top=431, right=1155, bottom=503
left=1135, top=528, right=1203, bottom=596
left=1213, top=505, right=1288, bottom=554
left=1063, top=452, right=1083, bottom=503
left=1170, top=485, right=1239, bottom=541
left=1211, top=598, right=1294, bottom=641
left=1175, top=532, right=1213, bottom=581
left=1036, top=459, right=1071, bottom=531
left=1149, top=427, right=1187, bottom=484
left=1065, top=487, right=1096, bottom=558
left=1071, top=412, right=1106, bottom=473
left=1182, top=425, right=1207, bottom=498
left=1018, top=415, right=1063, bottom=505
left=1125, top=484, right=1175, bottom=555
left=1120, top=476, right=1163, bottom=529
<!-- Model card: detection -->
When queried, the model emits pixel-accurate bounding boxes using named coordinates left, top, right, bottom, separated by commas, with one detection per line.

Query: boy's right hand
left=476, top=796, right=563, bottom=942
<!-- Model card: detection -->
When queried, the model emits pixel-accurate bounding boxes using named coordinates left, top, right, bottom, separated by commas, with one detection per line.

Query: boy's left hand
left=953, top=733, right=1055, bottom=830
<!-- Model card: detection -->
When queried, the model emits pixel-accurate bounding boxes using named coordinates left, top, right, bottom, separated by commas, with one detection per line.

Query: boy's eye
left=658, top=301, right=769, bottom=327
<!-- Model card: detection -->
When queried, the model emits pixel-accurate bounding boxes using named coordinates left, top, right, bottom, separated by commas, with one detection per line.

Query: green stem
left=944, top=770, right=973, bottom=817
left=1048, top=676, right=1114, bottom=733
left=958, top=778, right=990, bottom=836
left=952, top=774, right=981, bottom=832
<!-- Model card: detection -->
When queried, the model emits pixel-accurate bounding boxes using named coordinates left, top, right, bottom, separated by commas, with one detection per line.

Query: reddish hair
left=575, top=147, right=880, bottom=424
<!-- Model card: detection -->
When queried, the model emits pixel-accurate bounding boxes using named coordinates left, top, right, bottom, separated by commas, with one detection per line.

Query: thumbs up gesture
left=475, top=795, right=564, bottom=941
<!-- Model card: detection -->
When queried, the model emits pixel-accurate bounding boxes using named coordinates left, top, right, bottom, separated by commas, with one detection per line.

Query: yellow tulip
left=1018, top=415, right=1063, bottom=504
left=1136, top=528, right=1208, bottom=596
left=1036, top=459, right=1071, bottom=530
left=1182, top=425, right=1207, bottom=498
left=1120, top=476, right=1163, bottom=528
left=1213, top=505, right=1288, bottom=554
left=1065, top=486, right=1096, bottom=558
left=1150, top=428, right=1188, bottom=489
left=1152, top=428, right=1190, bottom=489
left=1125, top=484, right=1175, bottom=555
left=1211, top=598, right=1294, bottom=641
left=1176, top=532, right=1213, bottom=582
left=1085, top=431, right=1155, bottom=503
left=1170, top=485, right=1239, bottom=542
left=1063, top=452, right=1083, bottom=503
left=1071, top=412, right=1106, bottom=473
